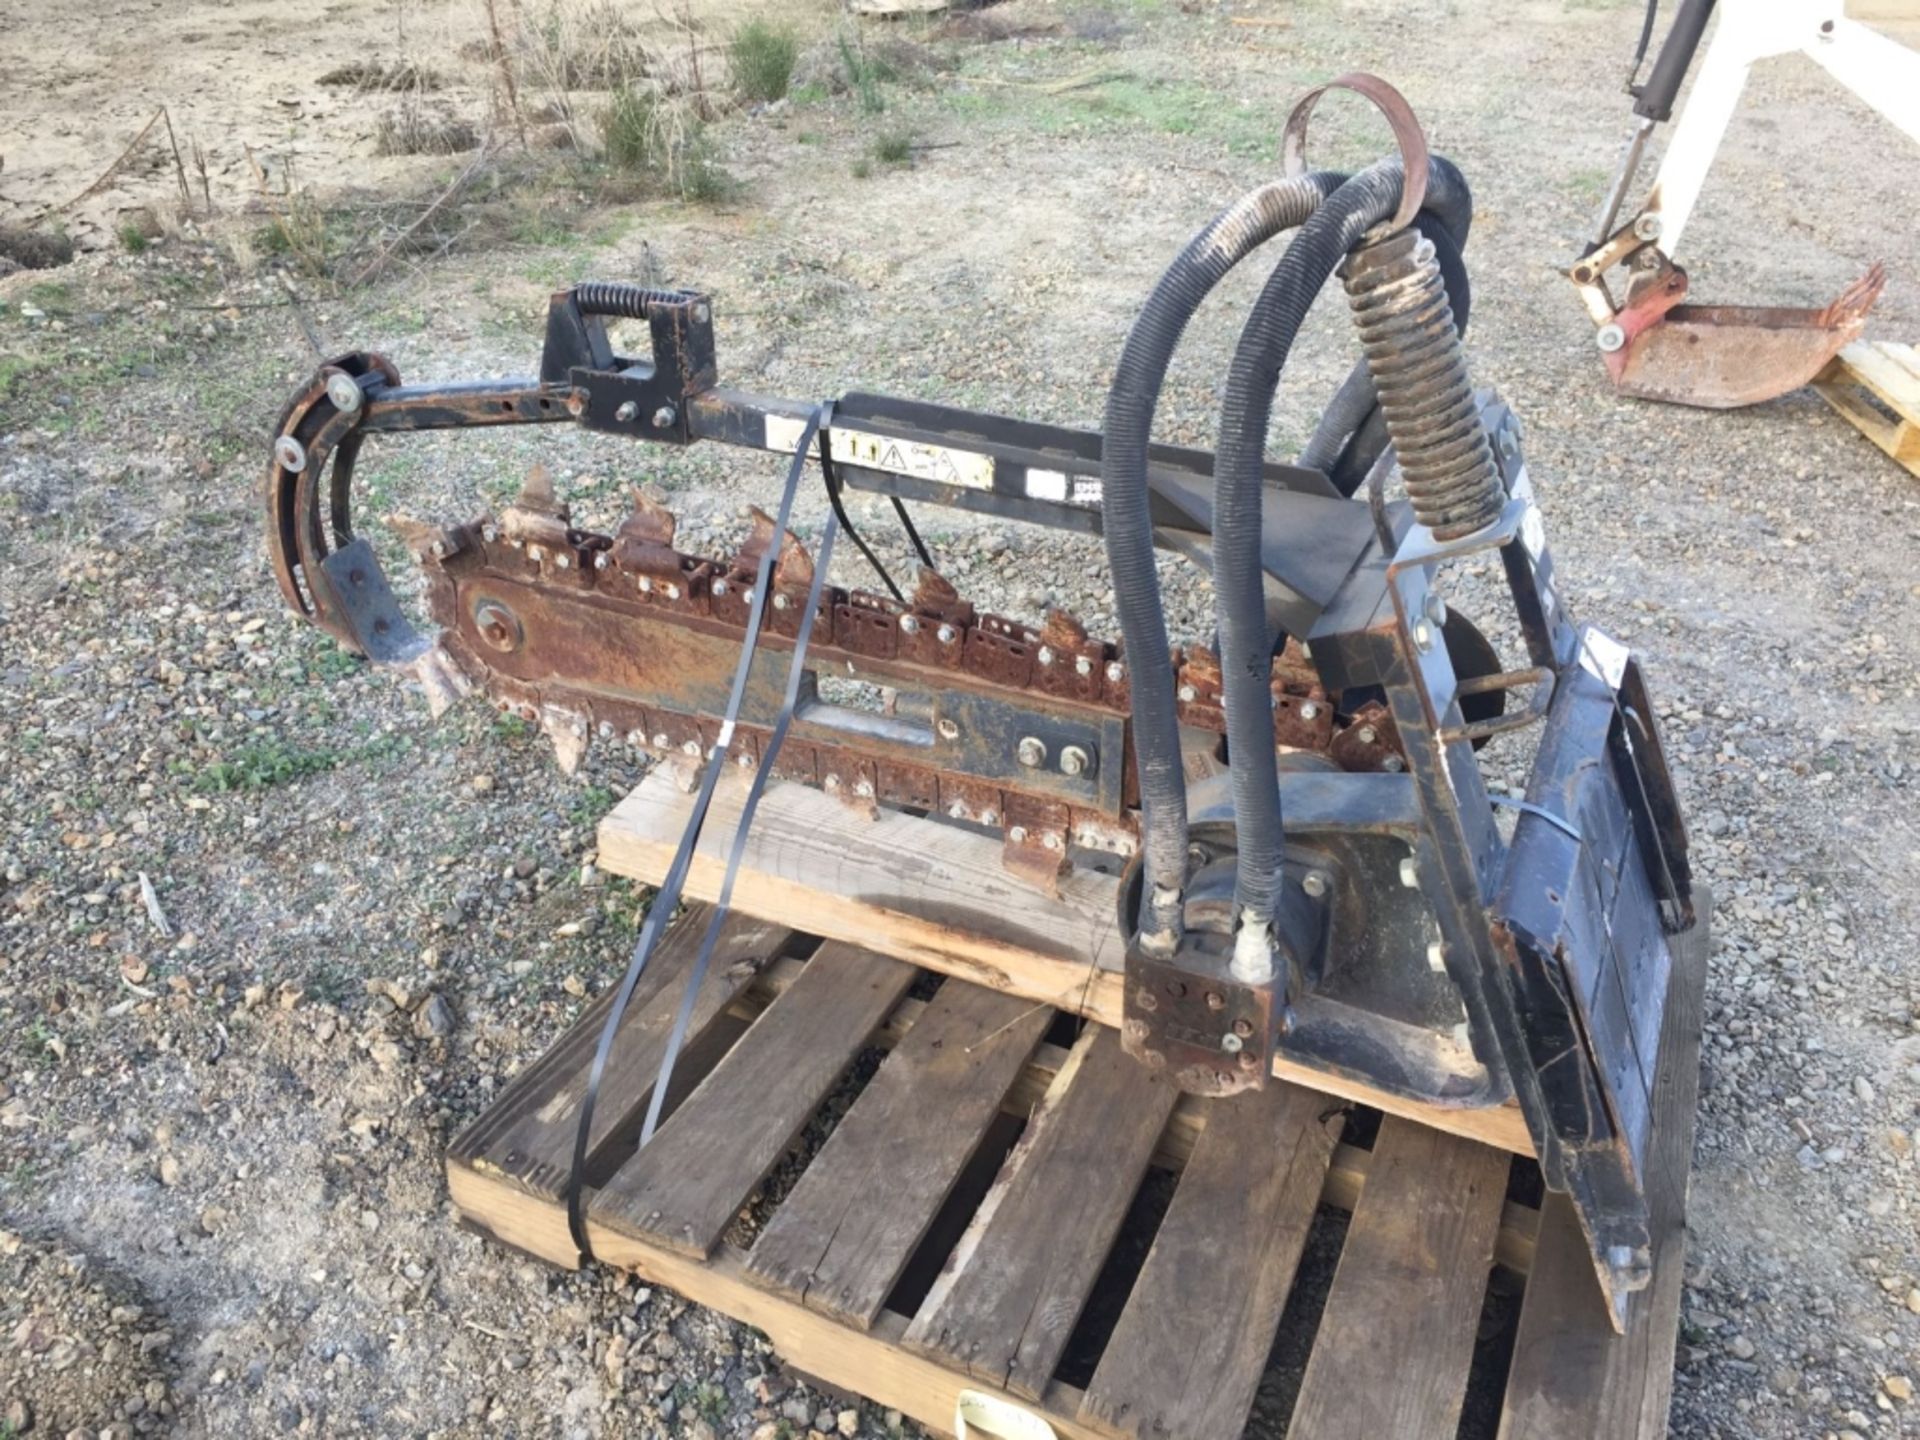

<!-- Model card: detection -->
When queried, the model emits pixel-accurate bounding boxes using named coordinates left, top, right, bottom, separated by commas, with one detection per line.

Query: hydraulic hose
left=1100, top=170, right=1343, bottom=955
left=1212, top=158, right=1474, bottom=944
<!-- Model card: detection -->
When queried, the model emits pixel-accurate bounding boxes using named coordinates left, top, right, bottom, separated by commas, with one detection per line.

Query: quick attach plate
left=1122, top=942, right=1276, bottom=1097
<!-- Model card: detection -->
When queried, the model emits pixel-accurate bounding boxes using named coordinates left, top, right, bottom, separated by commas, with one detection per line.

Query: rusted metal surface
left=1609, top=262, right=1886, bottom=409
left=398, top=485, right=1408, bottom=869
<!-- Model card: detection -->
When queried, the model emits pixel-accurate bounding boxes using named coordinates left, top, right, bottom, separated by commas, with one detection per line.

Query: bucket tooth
left=619, top=488, right=679, bottom=548
left=1039, top=607, right=1090, bottom=649
left=410, top=644, right=470, bottom=719
left=513, top=462, right=569, bottom=520
left=734, top=507, right=815, bottom=589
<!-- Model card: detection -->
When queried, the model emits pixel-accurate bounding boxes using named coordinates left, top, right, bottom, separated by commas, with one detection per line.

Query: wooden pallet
left=448, top=889, right=1710, bottom=1439
left=1815, top=340, right=1920, bottom=478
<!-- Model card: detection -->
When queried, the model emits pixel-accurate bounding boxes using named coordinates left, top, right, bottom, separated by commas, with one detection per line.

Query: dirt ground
left=3, top=0, right=1920, bottom=1437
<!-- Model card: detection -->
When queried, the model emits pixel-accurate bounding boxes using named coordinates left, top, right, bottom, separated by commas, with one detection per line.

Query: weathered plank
left=902, top=1026, right=1180, bottom=1401
left=1288, top=1118, right=1508, bottom=1438
left=1078, top=1083, right=1338, bottom=1440
left=1497, top=889, right=1712, bottom=1440
left=447, top=905, right=792, bottom=1208
left=589, top=943, right=916, bottom=1257
left=746, top=983, right=1053, bottom=1329
left=598, top=769, right=1536, bottom=1157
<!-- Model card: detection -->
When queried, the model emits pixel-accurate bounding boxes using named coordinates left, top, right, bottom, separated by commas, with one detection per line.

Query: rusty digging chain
left=399, top=481, right=1406, bottom=873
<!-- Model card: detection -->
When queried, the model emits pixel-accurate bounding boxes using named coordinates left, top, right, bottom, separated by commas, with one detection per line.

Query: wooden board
left=598, top=769, right=1536, bottom=1157
left=1287, top=1118, right=1509, bottom=1438
left=1078, top=1082, right=1338, bottom=1440
left=446, top=905, right=792, bottom=1209
left=903, top=1026, right=1181, bottom=1400
left=1814, top=340, right=1920, bottom=478
left=1497, top=888, right=1713, bottom=1440
left=450, top=894, right=1712, bottom=1440
left=589, top=943, right=916, bottom=1256
left=746, top=982, right=1053, bottom=1329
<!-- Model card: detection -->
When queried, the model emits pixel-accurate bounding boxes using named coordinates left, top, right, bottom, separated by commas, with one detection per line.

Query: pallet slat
left=1497, top=892, right=1712, bottom=1440
left=745, top=983, right=1053, bottom=1329
left=447, top=906, right=792, bottom=1208
left=904, top=1026, right=1180, bottom=1401
left=1078, top=1083, right=1338, bottom=1440
left=1288, top=1118, right=1508, bottom=1438
left=590, top=944, right=917, bottom=1257
left=598, top=769, right=1536, bottom=1158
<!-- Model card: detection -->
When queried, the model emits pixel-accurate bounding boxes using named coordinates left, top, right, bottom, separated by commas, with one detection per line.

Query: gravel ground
left=3, top=2, right=1919, bottom=1437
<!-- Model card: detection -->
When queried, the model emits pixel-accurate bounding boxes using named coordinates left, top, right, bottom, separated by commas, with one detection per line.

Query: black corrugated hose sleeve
left=1099, top=170, right=1344, bottom=952
left=1214, top=157, right=1473, bottom=928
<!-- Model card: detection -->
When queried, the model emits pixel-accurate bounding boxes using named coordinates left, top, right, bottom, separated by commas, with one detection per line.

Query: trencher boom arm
left=266, top=81, right=1694, bottom=1323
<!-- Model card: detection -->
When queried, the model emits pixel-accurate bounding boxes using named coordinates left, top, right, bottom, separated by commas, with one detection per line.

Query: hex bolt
left=681, top=740, right=701, bottom=757
left=626, top=730, right=645, bottom=747
left=1008, top=825, right=1029, bottom=843
left=652, top=732, right=669, bottom=749
left=652, top=405, right=677, bottom=429
left=948, top=800, right=967, bottom=819
left=325, top=372, right=363, bottom=413
left=1059, top=745, right=1090, bottom=777
left=1424, top=592, right=1448, bottom=628
left=772, top=593, right=789, bottom=610
left=638, top=575, right=654, bottom=592
left=615, top=400, right=640, bottom=423
left=1301, top=870, right=1329, bottom=898
left=712, top=578, right=727, bottom=596
left=1299, top=700, right=1321, bottom=721
left=1357, top=724, right=1378, bottom=744
left=1595, top=323, right=1627, bottom=354
left=1036, top=645, right=1054, bottom=667
left=736, top=752, right=754, bottom=768
left=594, top=553, right=609, bottom=570
left=1204, top=991, right=1225, bottom=1012
left=273, top=435, right=307, bottom=472
left=936, top=623, right=957, bottom=644
left=554, top=554, right=571, bottom=570
left=482, top=524, right=499, bottom=543
left=1382, top=755, right=1406, bottom=773
left=1178, top=684, right=1197, bottom=703
left=1632, top=211, right=1663, bottom=242
left=936, top=717, right=960, bottom=741
left=1232, top=1018, right=1255, bottom=1039
left=1042, top=833, right=1062, bottom=851
left=1398, top=856, right=1420, bottom=889
left=1220, top=1032, right=1244, bottom=1054
left=900, top=614, right=920, bottom=634
left=1137, top=989, right=1159, bottom=1013
left=1016, top=736, right=1047, bottom=768
left=979, top=808, right=997, bottom=825
left=854, top=779, right=874, bottom=798
left=1106, top=661, right=1126, bottom=683
left=824, top=774, right=841, bottom=791
left=663, top=583, right=680, bottom=600
left=1075, top=655, right=1092, bottom=676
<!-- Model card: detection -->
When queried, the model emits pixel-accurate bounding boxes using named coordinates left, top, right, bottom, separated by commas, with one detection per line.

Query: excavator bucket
left=1606, top=263, right=1885, bottom=409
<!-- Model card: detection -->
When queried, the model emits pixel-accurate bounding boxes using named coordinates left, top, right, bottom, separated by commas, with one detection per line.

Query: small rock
left=1906, top=1288, right=1920, bottom=1315
left=414, top=994, right=455, bottom=1038
left=471, top=775, right=496, bottom=794
left=1887, top=1374, right=1913, bottom=1402
left=1855, top=1076, right=1877, bottom=1104
left=158, top=1155, right=181, bottom=1186
left=836, top=1409, right=859, bottom=1437
left=3, top=1397, right=28, bottom=1433
left=1726, top=1334, right=1756, bottom=1360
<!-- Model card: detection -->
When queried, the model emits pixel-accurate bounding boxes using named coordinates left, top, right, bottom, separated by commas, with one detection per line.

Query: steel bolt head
left=1016, top=736, right=1047, bottom=768
left=823, top=774, right=841, bottom=791
left=1357, top=724, right=1378, bottom=744
left=1075, top=655, right=1092, bottom=676
left=1036, top=645, right=1054, bottom=667
left=1178, top=684, right=1197, bottom=703
left=1042, top=833, right=1061, bottom=850
left=273, top=435, right=307, bottom=472
left=1059, top=744, right=1089, bottom=777
left=772, top=593, right=789, bottom=610
left=1220, top=1032, right=1244, bottom=1054
left=1106, top=661, right=1125, bottom=683
left=949, top=801, right=967, bottom=819
left=979, top=808, right=997, bottom=825
left=936, top=623, right=956, bottom=644
left=1008, top=825, right=1028, bottom=843
left=664, top=583, right=680, bottom=600
left=554, top=554, right=571, bottom=570
left=594, top=553, right=609, bottom=570
left=325, top=372, right=363, bottom=413
left=936, top=717, right=960, bottom=741
left=615, top=400, right=640, bottom=423
left=854, top=779, right=874, bottom=798
left=712, top=578, right=727, bottom=596
left=1301, top=870, right=1328, bottom=898
left=482, top=524, right=498, bottom=543
left=1595, top=323, right=1627, bottom=354
left=1382, top=754, right=1406, bottom=773
left=1136, top=989, right=1158, bottom=1013
left=1411, top=618, right=1434, bottom=652
left=1299, top=700, right=1320, bottom=721
left=652, top=405, right=677, bottom=429
left=1424, top=592, right=1448, bottom=628
left=900, top=614, right=919, bottom=634
left=1204, top=991, right=1225, bottom=1012
left=1632, top=210, right=1663, bottom=242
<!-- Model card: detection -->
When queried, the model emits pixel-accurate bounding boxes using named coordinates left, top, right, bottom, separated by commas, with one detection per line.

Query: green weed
left=730, top=19, right=799, bottom=105
left=873, top=128, right=913, bottom=165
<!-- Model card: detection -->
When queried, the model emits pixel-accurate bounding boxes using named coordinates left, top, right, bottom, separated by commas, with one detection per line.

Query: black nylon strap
left=563, top=402, right=833, bottom=1260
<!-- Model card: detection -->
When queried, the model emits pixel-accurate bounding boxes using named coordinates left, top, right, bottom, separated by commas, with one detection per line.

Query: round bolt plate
left=325, top=372, right=363, bottom=413
left=1016, top=736, right=1046, bottom=768
left=273, top=435, right=307, bottom=473
left=473, top=599, right=523, bottom=653
left=1595, top=323, right=1627, bottom=354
